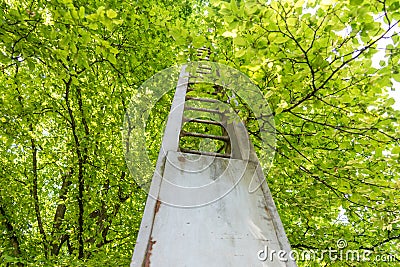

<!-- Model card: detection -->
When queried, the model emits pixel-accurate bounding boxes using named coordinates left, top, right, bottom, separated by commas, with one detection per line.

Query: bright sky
left=319, top=9, right=400, bottom=225
left=334, top=12, right=400, bottom=111
left=388, top=81, right=400, bottom=110
left=371, top=14, right=400, bottom=110
left=305, top=5, right=400, bottom=110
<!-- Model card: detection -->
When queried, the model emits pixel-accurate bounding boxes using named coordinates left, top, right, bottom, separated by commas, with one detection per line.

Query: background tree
left=1, top=0, right=399, bottom=266
left=191, top=0, right=399, bottom=265
left=1, top=0, right=192, bottom=265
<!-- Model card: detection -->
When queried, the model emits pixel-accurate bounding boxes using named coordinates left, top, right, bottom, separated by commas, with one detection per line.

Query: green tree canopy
left=1, top=0, right=399, bottom=266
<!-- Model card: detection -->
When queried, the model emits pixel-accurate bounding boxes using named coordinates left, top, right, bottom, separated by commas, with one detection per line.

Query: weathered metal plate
left=145, top=151, right=286, bottom=267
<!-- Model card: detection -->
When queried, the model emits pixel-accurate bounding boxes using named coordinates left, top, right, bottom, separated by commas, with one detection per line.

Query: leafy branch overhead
left=0, top=0, right=399, bottom=266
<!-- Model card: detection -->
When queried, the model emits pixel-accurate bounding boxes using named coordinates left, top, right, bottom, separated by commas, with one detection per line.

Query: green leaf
left=79, top=6, right=85, bottom=18
left=222, top=30, right=237, bottom=38
left=287, top=18, right=297, bottom=27
left=107, top=53, right=117, bottom=64
left=109, top=47, right=119, bottom=55
left=264, top=90, right=273, bottom=99
left=274, top=36, right=288, bottom=44
left=387, top=98, right=395, bottom=106
left=350, top=0, right=363, bottom=5
left=88, top=23, right=98, bottom=30
left=106, top=9, right=117, bottom=19
left=235, top=49, right=246, bottom=58
left=71, top=9, right=79, bottom=20
left=393, top=72, right=400, bottom=82
left=233, top=36, right=247, bottom=46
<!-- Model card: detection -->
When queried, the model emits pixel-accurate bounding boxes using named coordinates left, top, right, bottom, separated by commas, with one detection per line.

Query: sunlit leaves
left=0, top=0, right=193, bottom=265
left=203, top=0, right=399, bottom=265
left=1, top=0, right=399, bottom=266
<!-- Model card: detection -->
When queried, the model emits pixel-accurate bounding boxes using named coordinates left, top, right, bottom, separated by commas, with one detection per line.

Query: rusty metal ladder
left=178, top=47, right=232, bottom=158
left=131, top=46, right=297, bottom=267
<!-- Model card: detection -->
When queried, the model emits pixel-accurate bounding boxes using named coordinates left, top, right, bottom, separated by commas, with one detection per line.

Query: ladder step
left=189, top=75, right=215, bottom=80
left=179, top=148, right=230, bottom=158
left=197, top=47, right=210, bottom=51
left=185, top=96, right=219, bottom=103
left=180, top=131, right=229, bottom=142
left=199, top=65, right=212, bottom=70
left=196, top=71, right=211, bottom=75
left=183, top=117, right=223, bottom=126
left=185, top=106, right=223, bottom=114
left=186, top=87, right=216, bottom=94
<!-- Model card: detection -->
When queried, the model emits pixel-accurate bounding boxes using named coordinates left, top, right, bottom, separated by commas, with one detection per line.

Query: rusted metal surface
left=154, top=200, right=161, bottom=215
left=144, top=238, right=156, bottom=267
left=143, top=151, right=289, bottom=266
left=130, top=65, right=189, bottom=267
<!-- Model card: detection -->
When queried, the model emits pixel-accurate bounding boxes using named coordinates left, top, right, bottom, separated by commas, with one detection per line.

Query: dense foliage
left=1, top=0, right=399, bottom=266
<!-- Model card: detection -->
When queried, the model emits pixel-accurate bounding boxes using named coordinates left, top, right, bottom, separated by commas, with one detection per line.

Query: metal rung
left=197, top=71, right=211, bottom=75
left=186, top=86, right=215, bottom=92
left=189, top=75, right=214, bottom=80
left=199, top=65, right=212, bottom=70
left=179, top=148, right=230, bottom=158
left=180, top=131, right=229, bottom=142
left=185, top=86, right=220, bottom=95
left=183, top=117, right=223, bottom=126
left=186, top=96, right=219, bottom=103
left=185, top=106, right=223, bottom=114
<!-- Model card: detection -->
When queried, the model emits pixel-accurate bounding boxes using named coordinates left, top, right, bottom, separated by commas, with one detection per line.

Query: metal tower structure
left=130, top=48, right=296, bottom=267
